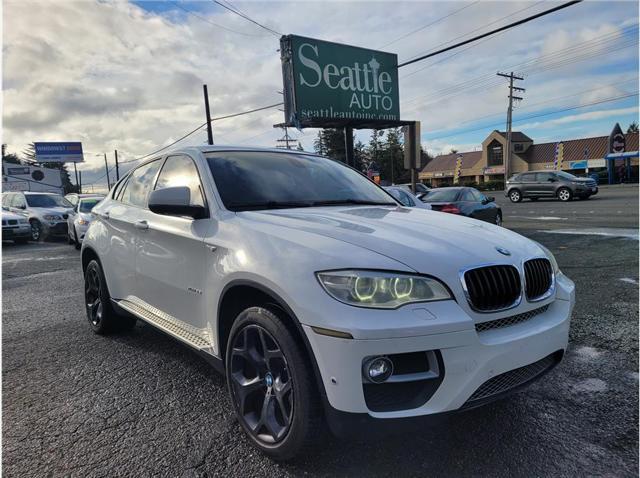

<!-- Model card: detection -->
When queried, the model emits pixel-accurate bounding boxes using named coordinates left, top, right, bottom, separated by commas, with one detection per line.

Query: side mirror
left=148, top=186, right=207, bottom=219
left=486, top=196, right=495, bottom=203
left=416, top=192, right=426, bottom=200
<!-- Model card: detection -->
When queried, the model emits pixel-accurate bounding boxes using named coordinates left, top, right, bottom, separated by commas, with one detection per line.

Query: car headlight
left=77, top=218, right=90, bottom=225
left=535, top=242, right=560, bottom=274
left=316, top=270, right=452, bottom=309
left=43, top=215, right=62, bottom=221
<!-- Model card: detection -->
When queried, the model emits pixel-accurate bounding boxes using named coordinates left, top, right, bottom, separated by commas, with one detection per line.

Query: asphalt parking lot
left=3, top=185, right=638, bottom=477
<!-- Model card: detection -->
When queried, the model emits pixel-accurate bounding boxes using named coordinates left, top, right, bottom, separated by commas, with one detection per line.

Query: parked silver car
left=67, top=195, right=105, bottom=249
left=2, top=191, right=73, bottom=241
left=1, top=208, right=31, bottom=244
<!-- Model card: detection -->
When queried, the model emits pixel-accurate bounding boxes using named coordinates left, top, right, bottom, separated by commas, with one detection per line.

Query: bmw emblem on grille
left=495, top=246, right=511, bottom=256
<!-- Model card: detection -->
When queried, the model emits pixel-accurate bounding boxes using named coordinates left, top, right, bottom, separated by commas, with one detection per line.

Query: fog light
left=364, top=356, right=393, bottom=383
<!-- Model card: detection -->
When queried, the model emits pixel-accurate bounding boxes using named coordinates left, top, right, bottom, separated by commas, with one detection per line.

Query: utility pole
left=114, top=150, right=120, bottom=181
left=497, top=71, right=524, bottom=180
left=103, top=153, right=111, bottom=190
left=275, top=126, right=296, bottom=149
left=73, top=163, right=79, bottom=192
left=79, top=171, right=82, bottom=194
left=203, top=84, right=214, bottom=145
left=344, top=127, right=354, bottom=167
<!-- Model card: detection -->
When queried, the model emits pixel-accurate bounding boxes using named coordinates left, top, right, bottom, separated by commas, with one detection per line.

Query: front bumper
left=2, top=225, right=31, bottom=239
left=302, top=273, right=574, bottom=426
left=43, top=221, right=68, bottom=236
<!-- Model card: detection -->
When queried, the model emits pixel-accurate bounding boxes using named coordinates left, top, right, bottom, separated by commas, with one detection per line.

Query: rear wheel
left=495, top=211, right=503, bottom=226
left=84, top=260, right=136, bottom=334
left=557, top=187, right=572, bottom=202
left=226, top=307, right=322, bottom=460
left=509, top=189, right=522, bottom=203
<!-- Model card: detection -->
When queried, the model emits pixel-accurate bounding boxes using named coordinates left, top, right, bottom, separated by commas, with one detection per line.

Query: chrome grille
left=475, top=305, right=549, bottom=333
left=466, top=353, right=558, bottom=403
left=524, top=258, right=553, bottom=300
left=463, top=265, right=521, bottom=312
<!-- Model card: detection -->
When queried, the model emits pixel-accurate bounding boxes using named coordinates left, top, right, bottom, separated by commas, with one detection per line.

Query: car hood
left=238, top=206, right=544, bottom=274
left=2, top=210, right=27, bottom=220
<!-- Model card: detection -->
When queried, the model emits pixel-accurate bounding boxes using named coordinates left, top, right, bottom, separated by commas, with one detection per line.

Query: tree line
left=312, top=128, right=432, bottom=184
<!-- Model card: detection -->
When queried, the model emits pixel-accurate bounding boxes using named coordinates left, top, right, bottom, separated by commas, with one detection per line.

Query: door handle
left=134, top=220, right=149, bottom=230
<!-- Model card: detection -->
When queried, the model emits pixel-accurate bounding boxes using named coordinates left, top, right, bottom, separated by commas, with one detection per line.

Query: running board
left=118, top=297, right=214, bottom=353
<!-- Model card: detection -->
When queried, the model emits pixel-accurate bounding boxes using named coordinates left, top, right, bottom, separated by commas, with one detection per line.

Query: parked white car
left=67, top=194, right=104, bottom=249
left=2, top=208, right=31, bottom=243
left=81, top=146, right=574, bottom=460
left=2, top=191, right=73, bottom=241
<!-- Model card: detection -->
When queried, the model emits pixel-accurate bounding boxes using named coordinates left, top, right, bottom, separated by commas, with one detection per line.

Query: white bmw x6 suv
left=82, top=146, right=575, bottom=459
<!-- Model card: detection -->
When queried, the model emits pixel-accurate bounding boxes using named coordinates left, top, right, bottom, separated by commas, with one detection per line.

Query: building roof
left=421, top=150, right=482, bottom=173
left=496, top=131, right=533, bottom=142
left=526, top=133, right=639, bottom=163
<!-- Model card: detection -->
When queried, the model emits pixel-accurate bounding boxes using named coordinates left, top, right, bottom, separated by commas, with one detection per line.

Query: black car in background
left=421, top=187, right=502, bottom=226
left=505, top=170, right=598, bottom=202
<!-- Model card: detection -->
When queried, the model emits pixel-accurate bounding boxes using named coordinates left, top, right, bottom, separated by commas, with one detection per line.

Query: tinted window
left=155, top=155, right=204, bottom=207
left=423, top=189, right=460, bottom=202
left=79, top=198, right=102, bottom=213
left=470, top=189, right=485, bottom=202
left=460, top=190, right=475, bottom=202
left=556, top=171, right=578, bottom=180
left=25, top=194, right=70, bottom=208
left=121, top=160, right=161, bottom=208
left=520, top=173, right=535, bottom=181
left=206, top=152, right=395, bottom=211
left=536, top=172, right=556, bottom=182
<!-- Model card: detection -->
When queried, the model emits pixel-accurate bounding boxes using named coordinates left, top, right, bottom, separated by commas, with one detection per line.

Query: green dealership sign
left=280, top=35, right=400, bottom=128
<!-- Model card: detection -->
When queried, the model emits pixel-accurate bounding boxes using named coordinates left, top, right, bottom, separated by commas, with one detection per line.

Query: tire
left=74, top=227, right=81, bottom=250
left=30, top=220, right=42, bottom=242
left=225, top=306, right=323, bottom=460
left=84, top=259, right=136, bottom=334
left=508, top=189, right=522, bottom=203
left=495, top=211, right=502, bottom=226
left=557, top=187, right=572, bottom=202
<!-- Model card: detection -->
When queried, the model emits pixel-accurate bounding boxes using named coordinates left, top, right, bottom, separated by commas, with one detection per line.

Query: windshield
left=556, top=171, right=578, bottom=180
left=422, top=189, right=460, bottom=202
left=25, top=194, right=72, bottom=208
left=79, top=198, right=102, bottom=213
left=206, top=151, right=397, bottom=211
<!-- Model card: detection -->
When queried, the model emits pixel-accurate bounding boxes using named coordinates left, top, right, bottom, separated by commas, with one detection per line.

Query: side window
left=398, top=190, right=415, bottom=207
left=536, top=172, right=555, bottom=182
left=461, top=190, right=475, bottom=202
left=120, top=160, right=161, bottom=208
left=520, top=173, right=534, bottom=181
left=470, top=189, right=484, bottom=202
left=115, top=175, right=131, bottom=202
left=154, top=155, right=205, bottom=207
left=2, top=194, right=11, bottom=207
left=67, top=195, right=77, bottom=206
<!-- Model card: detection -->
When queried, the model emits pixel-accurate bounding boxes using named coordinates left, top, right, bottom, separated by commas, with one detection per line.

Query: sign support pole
left=79, top=171, right=82, bottom=194
left=203, top=84, right=214, bottom=145
left=344, top=127, right=354, bottom=167
left=73, top=163, right=79, bottom=192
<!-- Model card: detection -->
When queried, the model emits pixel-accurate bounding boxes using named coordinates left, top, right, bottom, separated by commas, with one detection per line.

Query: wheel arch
left=217, top=280, right=328, bottom=400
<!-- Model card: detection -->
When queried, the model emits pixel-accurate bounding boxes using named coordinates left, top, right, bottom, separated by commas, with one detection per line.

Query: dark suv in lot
left=505, top=170, right=598, bottom=203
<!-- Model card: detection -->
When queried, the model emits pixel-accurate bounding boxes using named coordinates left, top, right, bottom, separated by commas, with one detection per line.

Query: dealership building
left=419, top=128, right=639, bottom=186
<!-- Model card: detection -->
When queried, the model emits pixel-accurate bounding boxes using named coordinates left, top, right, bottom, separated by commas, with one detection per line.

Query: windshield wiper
left=227, top=201, right=315, bottom=211
left=310, top=199, right=397, bottom=207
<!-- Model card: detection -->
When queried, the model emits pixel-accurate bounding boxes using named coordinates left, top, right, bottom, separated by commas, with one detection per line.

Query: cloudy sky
left=3, top=0, right=638, bottom=190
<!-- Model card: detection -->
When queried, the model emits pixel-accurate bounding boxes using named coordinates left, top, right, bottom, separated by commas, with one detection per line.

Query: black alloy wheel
left=229, top=324, right=294, bottom=444
left=85, top=263, right=104, bottom=329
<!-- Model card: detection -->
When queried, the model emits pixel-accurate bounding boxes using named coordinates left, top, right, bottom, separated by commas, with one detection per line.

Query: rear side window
left=154, top=155, right=205, bottom=207
left=388, top=189, right=414, bottom=207
left=520, top=173, right=535, bottom=181
left=460, top=190, right=475, bottom=202
left=536, top=172, right=555, bottom=182
left=120, top=160, right=161, bottom=208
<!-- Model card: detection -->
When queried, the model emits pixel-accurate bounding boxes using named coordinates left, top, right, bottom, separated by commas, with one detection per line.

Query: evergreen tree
left=627, top=121, right=639, bottom=134
left=2, top=144, right=22, bottom=165
left=379, top=128, right=407, bottom=184
left=313, top=129, right=346, bottom=162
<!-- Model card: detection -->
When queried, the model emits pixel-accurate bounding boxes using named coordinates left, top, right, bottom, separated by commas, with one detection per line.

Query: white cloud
left=2, top=0, right=638, bottom=186
left=518, top=106, right=639, bottom=130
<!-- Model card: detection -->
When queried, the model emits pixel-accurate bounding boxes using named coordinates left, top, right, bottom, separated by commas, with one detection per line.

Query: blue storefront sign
left=34, top=142, right=84, bottom=163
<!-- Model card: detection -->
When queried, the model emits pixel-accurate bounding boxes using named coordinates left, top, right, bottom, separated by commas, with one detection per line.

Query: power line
left=379, top=1, right=479, bottom=49
left=397, top=0, right=583, bottom=68
left=118, top=102, right=284, bottom=165
left=212, top=0, right=281, bottom=37
left=400, top=0, right=544, bottom=74
left=427, top=93, right=639, bottom=142
left=170, top=1, right=267, bottom=37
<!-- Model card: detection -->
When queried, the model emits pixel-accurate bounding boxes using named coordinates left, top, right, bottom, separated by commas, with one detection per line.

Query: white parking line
left=619, top=278, right=639, bottom=285
left=509, top=216, right=568, bottom=221
left=541, top=228, right=639, bottom=240
left=2, top=255, right=69, bottom=264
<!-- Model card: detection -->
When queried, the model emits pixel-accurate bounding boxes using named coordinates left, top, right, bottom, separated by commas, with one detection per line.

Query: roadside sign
left=34, top=142, right=84, bottom=163
left=280, top=35, right=400, bottom=128
left=609, top=123, right=625, bottom=154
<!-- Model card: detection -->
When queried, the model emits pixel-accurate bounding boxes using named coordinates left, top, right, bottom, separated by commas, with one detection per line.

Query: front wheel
left=30, top=220, right=42, bottom=242
left=495, top=212, right=503, bottom=226
left=509, top=189, right=522, bottom=203
left=557, top=187, right=572, bottom=202
left=226, top=307, right=322, bottom=460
